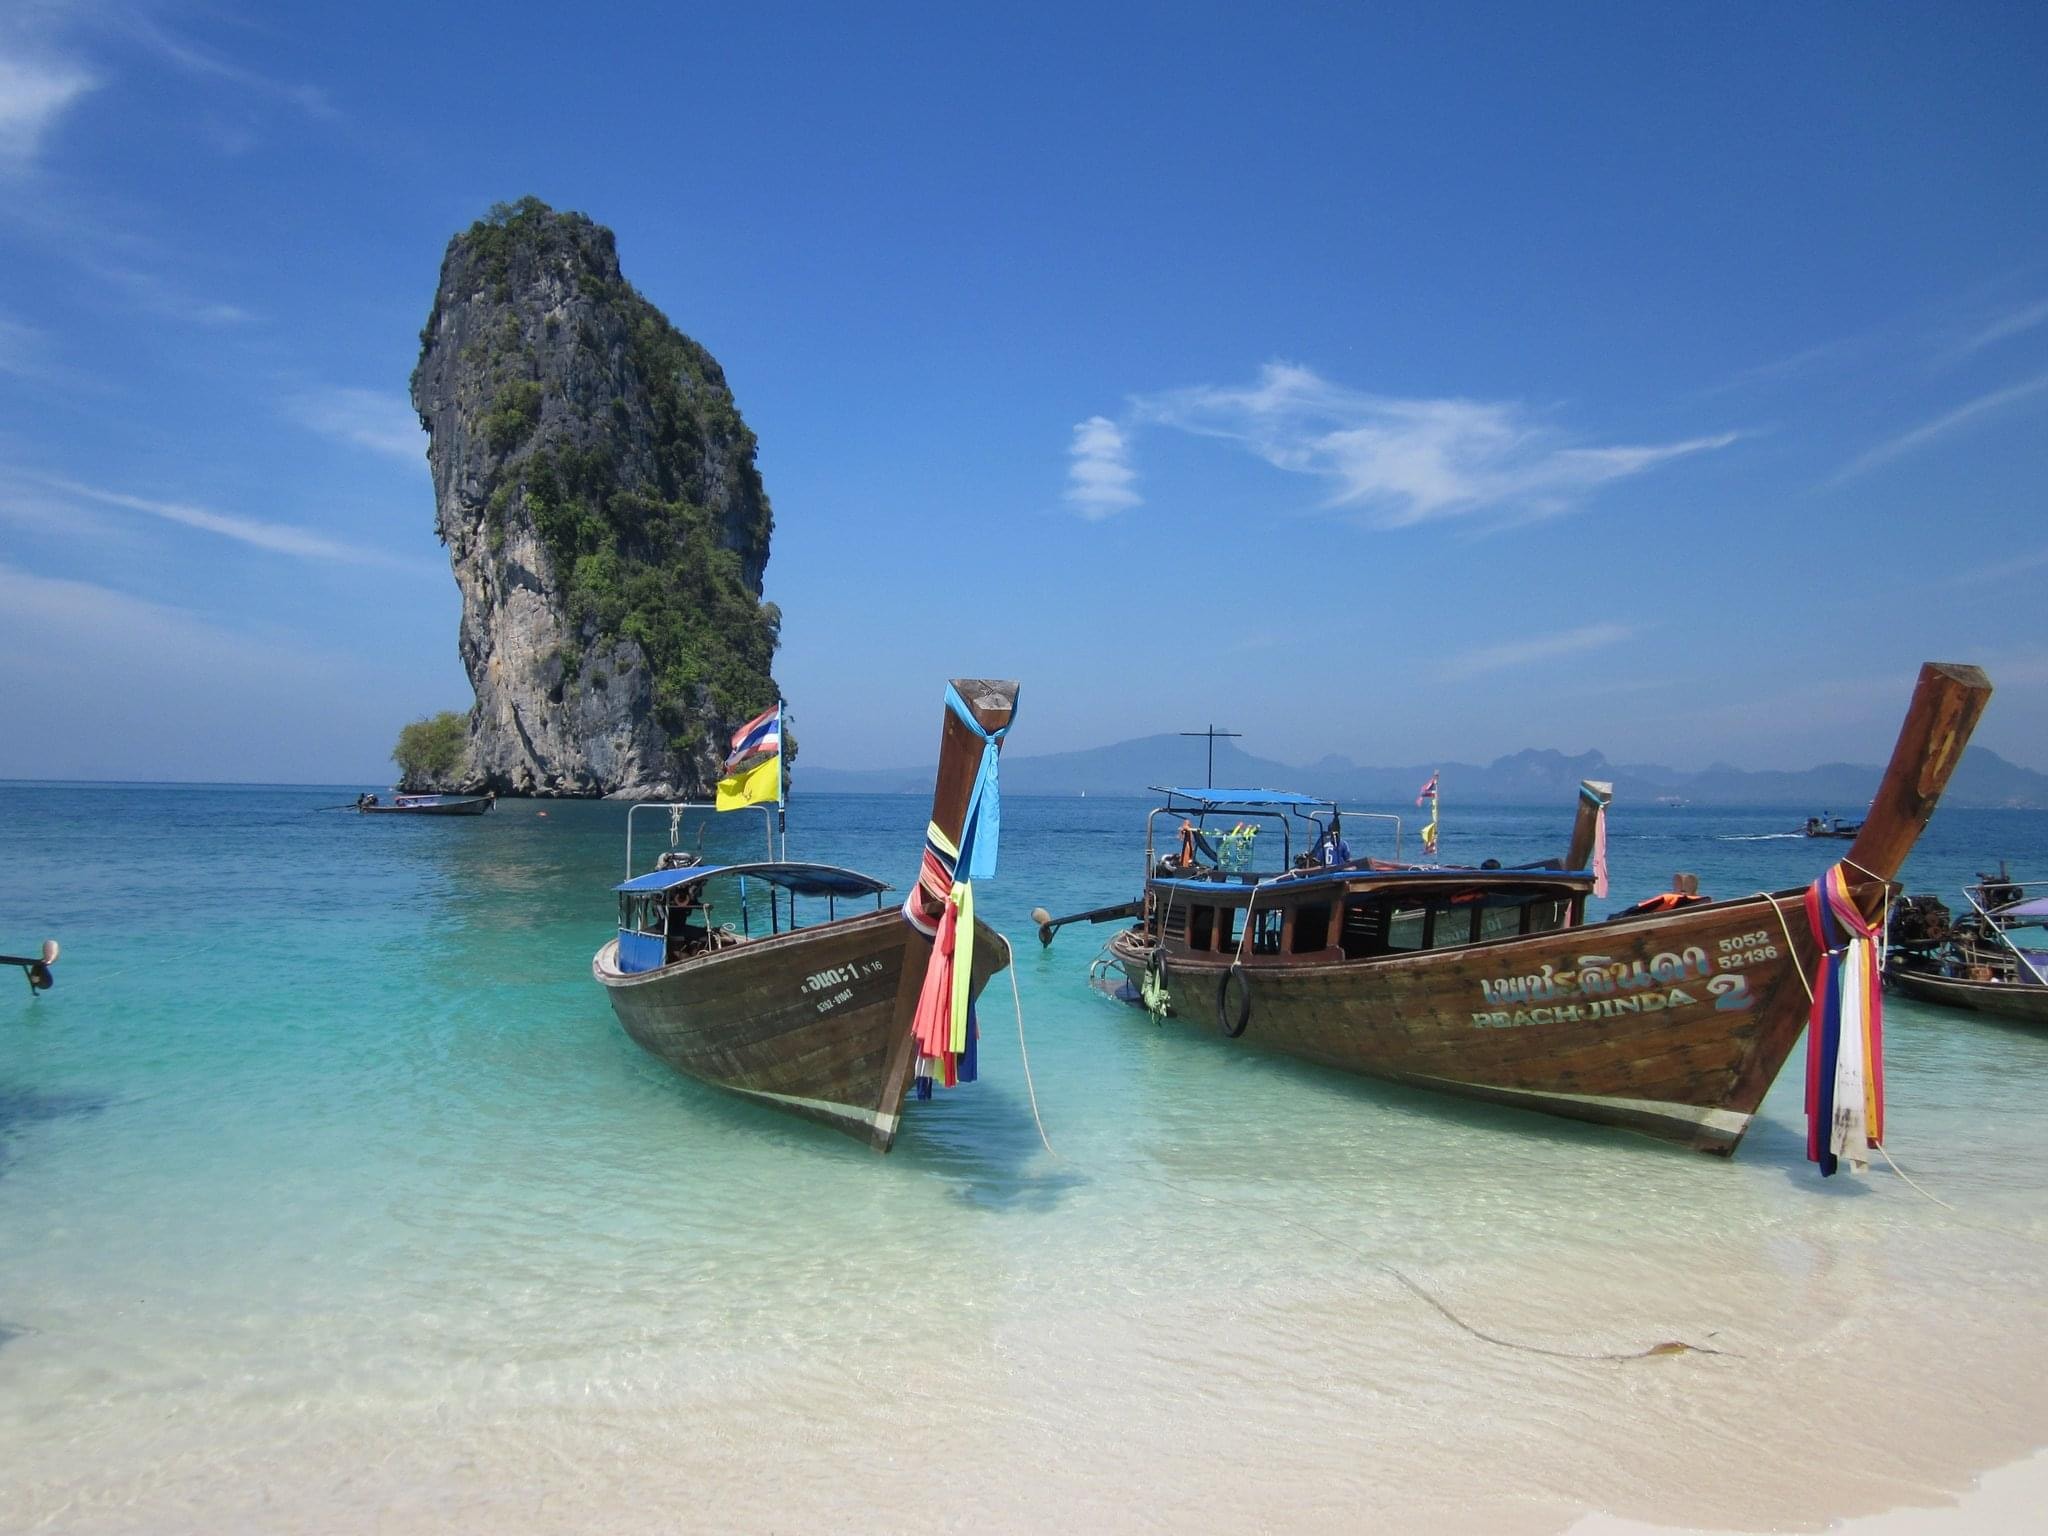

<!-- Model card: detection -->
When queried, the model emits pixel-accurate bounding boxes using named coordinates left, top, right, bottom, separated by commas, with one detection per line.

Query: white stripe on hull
left=1408, top=1074, right=1752, bottom=1141
left=728, top=1085, right=899, bottom=1139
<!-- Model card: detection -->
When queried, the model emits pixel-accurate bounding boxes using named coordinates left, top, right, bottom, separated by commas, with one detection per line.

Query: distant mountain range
left=800, top=733, right=2048, bottom=809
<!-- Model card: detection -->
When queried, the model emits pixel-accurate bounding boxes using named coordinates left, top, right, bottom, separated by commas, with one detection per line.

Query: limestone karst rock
left=410, top=197, right=781, bottom=797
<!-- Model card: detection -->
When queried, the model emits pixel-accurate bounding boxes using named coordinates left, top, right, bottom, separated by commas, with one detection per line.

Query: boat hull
left=1886, top=965, right=2048, bottom=1025
left=360, top=796, right=493, bottom=816
left=1119, top=892, right=1828, bottom=1154
left=595, top=910, right=1009, bottom=1150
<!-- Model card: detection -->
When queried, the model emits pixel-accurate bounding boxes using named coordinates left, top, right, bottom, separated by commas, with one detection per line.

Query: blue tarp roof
left=616, top=861, right=892, bottom=898
left=1150, top=786, right=1334, bottom=810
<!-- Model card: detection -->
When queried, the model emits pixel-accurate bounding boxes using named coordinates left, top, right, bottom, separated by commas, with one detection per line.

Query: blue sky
left=1, top=2, right=2044, bottom=784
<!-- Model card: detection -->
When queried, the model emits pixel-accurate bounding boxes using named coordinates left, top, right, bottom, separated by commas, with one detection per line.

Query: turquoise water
left=4, top=785, right=2047, bottom=1533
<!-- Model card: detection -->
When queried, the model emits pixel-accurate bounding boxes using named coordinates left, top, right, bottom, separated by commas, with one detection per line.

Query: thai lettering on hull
left=1471, top=941, right=1766, bottom=1028
left=802, top=956, right=889, bottom=1016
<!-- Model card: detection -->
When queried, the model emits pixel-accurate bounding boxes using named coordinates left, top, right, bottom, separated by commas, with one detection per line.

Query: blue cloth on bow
left=945, top=683, right=1013, bottom=881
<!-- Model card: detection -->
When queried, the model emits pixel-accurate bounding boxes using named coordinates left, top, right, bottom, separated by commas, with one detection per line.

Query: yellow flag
left=715, top=753, right=780, bottom=811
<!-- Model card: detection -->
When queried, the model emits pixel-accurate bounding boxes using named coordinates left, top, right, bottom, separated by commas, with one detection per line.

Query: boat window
left=1477, top=902, right=1525, bottom=941
left=1217, top=905, right=1241, bottom=953
left=1340, top=901, right=1386, bottom=959
left=1162, top=903, right=1188, bottom=941
left=1250, top=907, right=1284, bottom=956
left=1292, top=902, right=1332, bottom=953
left=1188, top=905, right=1214, bottom=951
left=1386, top=906, right=1426, bottom=952
left=1429, top=902, right=1478, bottom=949
left=619, top=893, right=664, bottom=935
left=1528, top=898, right=1572, bottom=934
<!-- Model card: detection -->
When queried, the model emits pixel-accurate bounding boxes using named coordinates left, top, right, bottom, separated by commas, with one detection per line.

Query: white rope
left=1753, top=889, right=1815, bottom=1004
left=1002, top=938, right=1059, bottom=1159
left=1872, top=1139, right=1955, bottom=1210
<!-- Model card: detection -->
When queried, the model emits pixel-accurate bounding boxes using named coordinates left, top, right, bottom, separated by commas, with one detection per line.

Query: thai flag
left=1415, top=771, right=1438, bottom=805
left=725, top=704, right=781, bottom=773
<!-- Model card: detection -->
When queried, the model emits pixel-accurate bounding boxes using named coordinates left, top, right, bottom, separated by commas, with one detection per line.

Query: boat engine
left=1887, top=894, right=1952, bottom=951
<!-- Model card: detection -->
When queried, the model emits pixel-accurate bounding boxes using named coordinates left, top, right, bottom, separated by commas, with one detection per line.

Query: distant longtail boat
left=356, top=793, right=494, bottom=816
left=593, top=680, right=1019, bottom=1150
left=1041, top=663, right=1990, bottom=1155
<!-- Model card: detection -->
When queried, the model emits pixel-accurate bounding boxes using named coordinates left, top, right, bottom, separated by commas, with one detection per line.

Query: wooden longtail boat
left=1886, top=869, right=2048, bottom=1026
left=1803, top=814, right=1862, bottom=839
left=1069, top=663, right=1990, bottom=1154
left=357, top=793, right=495, bottom=816
left=592, top=680, right=1019, bottom=1150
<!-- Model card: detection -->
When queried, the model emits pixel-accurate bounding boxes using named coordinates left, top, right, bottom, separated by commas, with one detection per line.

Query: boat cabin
left=1137, top=787, right=1592, bottom=968
left=1151, top=868, right=1593, bottom=966
left=612, top=862, right=894, bottom=974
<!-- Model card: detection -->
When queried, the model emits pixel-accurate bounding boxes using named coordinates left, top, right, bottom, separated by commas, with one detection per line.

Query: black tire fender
left=1217, top=962, right=1252, bottom=1038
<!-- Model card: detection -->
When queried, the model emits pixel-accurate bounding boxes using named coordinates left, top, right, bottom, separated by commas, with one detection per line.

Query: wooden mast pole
left=1842, top=662, right=1993, bottom=913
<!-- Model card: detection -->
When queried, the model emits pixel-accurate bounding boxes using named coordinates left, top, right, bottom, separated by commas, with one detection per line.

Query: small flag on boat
left=1418, top=771, right=1440, bottom=855
left=723, top=704, right=781, bottom=774
left=1415, top=772, right=1438, bottom=806
left=715, top=703, right=782, bottom=811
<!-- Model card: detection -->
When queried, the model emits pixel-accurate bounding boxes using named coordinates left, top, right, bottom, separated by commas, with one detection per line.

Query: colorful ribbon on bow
left=1804, top=864, right=1885, bottom=1176
left=905, top=686, right=1012, bottom=1096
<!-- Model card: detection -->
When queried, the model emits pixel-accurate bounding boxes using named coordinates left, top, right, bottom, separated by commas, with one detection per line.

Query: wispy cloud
left=287, top=387, right=425, bottom=465
left=1944, top=298, right=2048, bottom=364
left=128, top=15, right=337, bottom=121
left=40, top=475, right=422, bottom=568
left=1833, top=370, right=2048, bottom=483
left=1064, top=415, right=1139, bottom=518
left=0, top=312, right=46, bottom=377
left=0, top=47, right=97, bottom=174
left=1947, top=543, right=2048, bottom=588
left=0, top=558, right=380, bottom=781
left=1437, top=623, right=1634, bottom=682
left=1130, top=363, right=1732, bottom=528
left=87, top=261, right=253, bottom=325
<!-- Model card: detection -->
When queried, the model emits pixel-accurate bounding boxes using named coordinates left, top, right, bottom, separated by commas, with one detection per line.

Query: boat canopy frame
left=1961, top=875, right=2048, bottom=987
left=624, top=801, right=774, bottom=881
left=1141, top=786, right=1403, bottom=882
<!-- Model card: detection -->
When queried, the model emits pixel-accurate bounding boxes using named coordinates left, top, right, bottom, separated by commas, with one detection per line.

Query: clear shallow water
left=3, top=785, right=2046, bottom=1533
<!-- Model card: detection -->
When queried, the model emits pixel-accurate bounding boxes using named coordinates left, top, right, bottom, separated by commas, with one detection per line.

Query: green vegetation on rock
left=393, top=711, right=468, bottom=787
left=414, top=197, right=780, bottom=771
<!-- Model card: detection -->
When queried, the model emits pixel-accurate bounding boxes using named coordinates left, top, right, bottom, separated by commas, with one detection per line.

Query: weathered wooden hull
left=1119, top=891, right=1831, bottom=1153
left=595, top=911, right=1009, bottom=1150
left=1886, top=965, right=2048, bottom=1025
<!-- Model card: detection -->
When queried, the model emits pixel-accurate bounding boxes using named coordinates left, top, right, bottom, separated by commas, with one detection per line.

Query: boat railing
left=1959, top=877, right=2048, bottom=987
left=1332, top=807, right=1403, bottom=861
left=625, top=801, right=774, bottom=881
left=1141, top=802, right=1404, bottom=882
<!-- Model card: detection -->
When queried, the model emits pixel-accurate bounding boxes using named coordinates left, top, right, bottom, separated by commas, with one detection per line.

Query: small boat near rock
left=593, top=680, right=1019, bottom=1150
left=1886, top=864, right=2048, bottom=1025
left=356, top=792, right=495, bottom=816
left=1045, top=663, right=1990, bottom=1155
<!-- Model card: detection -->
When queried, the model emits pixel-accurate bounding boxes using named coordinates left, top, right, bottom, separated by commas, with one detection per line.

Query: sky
left=1, top=1, right=2045, bottom=784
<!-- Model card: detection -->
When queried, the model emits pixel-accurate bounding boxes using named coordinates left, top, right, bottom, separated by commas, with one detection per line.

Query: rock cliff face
left=410, top=197, right=781, bottom=797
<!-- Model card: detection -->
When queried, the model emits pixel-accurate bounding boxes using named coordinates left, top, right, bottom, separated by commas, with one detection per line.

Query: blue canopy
left=615, top=861, right=892, bottom=898
left=1151, top=786, right=1334, bottom=811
